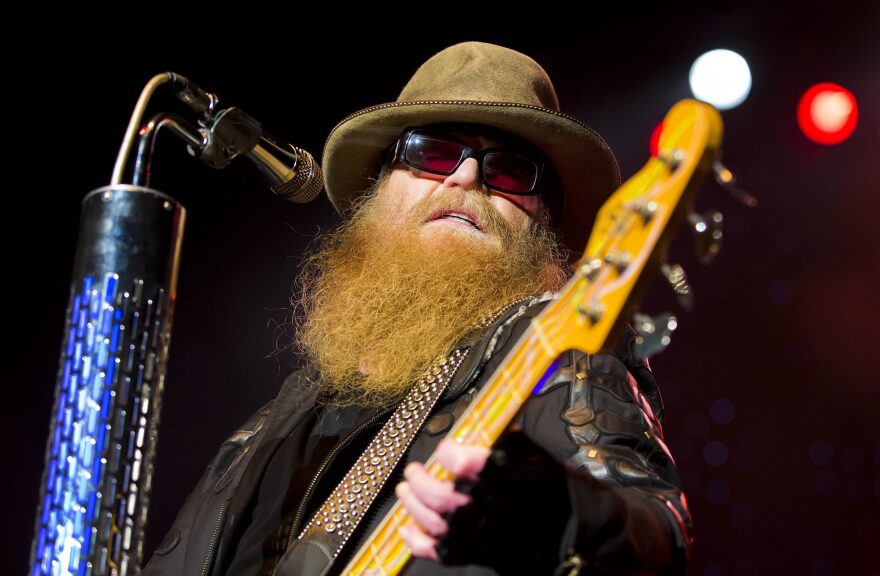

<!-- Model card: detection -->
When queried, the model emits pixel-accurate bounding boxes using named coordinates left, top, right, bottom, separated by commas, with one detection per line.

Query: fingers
left=434, top=438, right=491, bottom=480
left=403, top=461, right=472, bottom=514
left=397, top=439, right=491, bottom=560
left=398, top=523, right=439, bottom=561
left=396, top=478, right=451, bottom=536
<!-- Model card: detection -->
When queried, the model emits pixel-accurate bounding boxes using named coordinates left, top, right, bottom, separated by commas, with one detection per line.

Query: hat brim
left=321, top=100, right=620, bottom=259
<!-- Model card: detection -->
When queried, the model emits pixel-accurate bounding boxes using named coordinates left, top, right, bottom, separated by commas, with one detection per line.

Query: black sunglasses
left=385, top=127, right=545, bottom=196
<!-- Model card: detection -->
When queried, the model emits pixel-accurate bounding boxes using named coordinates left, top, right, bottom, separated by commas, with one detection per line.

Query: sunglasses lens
left=483, top=151, right=538, bottom=194
left=401, top=130, right=541, bottom=195
left=404, top=134, right=465, bottom=173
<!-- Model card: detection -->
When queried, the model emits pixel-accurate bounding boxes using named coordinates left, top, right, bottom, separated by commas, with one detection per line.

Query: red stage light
left=649, top=120, right=664, bottom=157
left=797, top=82, right=858, bottom=145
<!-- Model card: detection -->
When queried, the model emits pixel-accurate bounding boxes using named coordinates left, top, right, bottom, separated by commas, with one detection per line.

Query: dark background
left=7, top=3, right=878, bottom=575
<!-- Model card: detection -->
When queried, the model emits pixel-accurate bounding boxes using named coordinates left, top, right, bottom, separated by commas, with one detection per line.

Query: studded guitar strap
left=294, top=347, right=469, bottom=562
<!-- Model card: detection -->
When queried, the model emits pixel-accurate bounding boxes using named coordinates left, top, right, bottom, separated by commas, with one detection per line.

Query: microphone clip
left=194, top=107, right=262, bottom=170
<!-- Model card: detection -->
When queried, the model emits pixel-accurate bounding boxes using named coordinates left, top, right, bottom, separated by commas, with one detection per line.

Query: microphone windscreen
left=272, top=149, right=324, bottom=203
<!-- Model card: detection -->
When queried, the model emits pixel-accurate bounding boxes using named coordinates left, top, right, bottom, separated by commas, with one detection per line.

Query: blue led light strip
left=31, top=273, right=169, bottom=576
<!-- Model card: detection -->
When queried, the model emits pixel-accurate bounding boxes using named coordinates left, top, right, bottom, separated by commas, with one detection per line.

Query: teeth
left=442, top=213, right=476, bottom=227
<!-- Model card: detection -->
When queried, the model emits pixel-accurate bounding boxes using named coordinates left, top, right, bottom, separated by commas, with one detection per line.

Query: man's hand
left=395, top=438, right=490, bottom=560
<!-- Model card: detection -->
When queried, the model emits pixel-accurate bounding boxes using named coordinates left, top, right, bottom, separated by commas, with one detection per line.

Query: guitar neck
left=340, top=319, right=559, bottom=575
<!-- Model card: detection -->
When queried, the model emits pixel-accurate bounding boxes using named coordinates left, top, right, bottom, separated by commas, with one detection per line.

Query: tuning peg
left=632, top=199, right=658, bottom=223
left=688, top=210, right=724, bottom=265
left=713, top=161, right=758, bottom=207
left=578, top=301, right=605, bottom=325
left=660, top=263, right=694, bottom=311
left=632, top=313, right=678, bottom=359
left=658, top=148, right=685, bottom=171
left=578, top=258, right=604, bottom=281
left=604, top=251, right=633, bottom=273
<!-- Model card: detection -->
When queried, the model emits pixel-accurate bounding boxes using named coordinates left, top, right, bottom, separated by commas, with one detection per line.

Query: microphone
left=170, top=73, right=323, bottom=203
left=242, top=126, right=324, bottom=203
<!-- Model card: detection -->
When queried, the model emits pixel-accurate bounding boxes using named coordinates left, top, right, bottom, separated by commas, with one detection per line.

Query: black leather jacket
left=143, top=298, right=692, bottom=575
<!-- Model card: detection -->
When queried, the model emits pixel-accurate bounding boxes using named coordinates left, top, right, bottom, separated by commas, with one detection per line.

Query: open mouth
left=426, top=210, right=483, bottom=231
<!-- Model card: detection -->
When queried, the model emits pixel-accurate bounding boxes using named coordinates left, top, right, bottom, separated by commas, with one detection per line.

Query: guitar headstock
left=540, top=99, right=725, bottom=356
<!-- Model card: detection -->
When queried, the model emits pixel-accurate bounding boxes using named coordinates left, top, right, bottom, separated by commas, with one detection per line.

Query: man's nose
left=442, top=157, right=482, bottom=190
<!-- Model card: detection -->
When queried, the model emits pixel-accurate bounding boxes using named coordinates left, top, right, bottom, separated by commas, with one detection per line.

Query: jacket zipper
left=284, top=406, right=394, bottom=553
left=201, top=501, right=227, bottom=576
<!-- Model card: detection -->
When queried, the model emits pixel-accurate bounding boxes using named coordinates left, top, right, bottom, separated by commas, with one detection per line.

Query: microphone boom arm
left=133, top=113, right=206, bottom=188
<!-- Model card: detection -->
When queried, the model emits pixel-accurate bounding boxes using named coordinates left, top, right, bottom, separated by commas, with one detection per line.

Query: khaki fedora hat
left=321, top=41, right=620, bottom=257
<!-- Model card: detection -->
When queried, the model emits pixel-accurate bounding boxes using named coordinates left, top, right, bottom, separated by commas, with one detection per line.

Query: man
left=143, top=42, right=692, bottom=575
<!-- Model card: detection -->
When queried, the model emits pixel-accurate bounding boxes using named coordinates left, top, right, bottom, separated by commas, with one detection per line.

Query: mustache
left=403, top=189, right=516, bottom=239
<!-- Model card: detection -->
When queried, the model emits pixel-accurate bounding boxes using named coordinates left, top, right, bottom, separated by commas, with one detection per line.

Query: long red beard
left=294, top=177, right=568, bottom=408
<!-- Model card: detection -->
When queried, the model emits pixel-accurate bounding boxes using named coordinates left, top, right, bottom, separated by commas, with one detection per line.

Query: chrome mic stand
left=28, top=73, right=321, bottom=576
